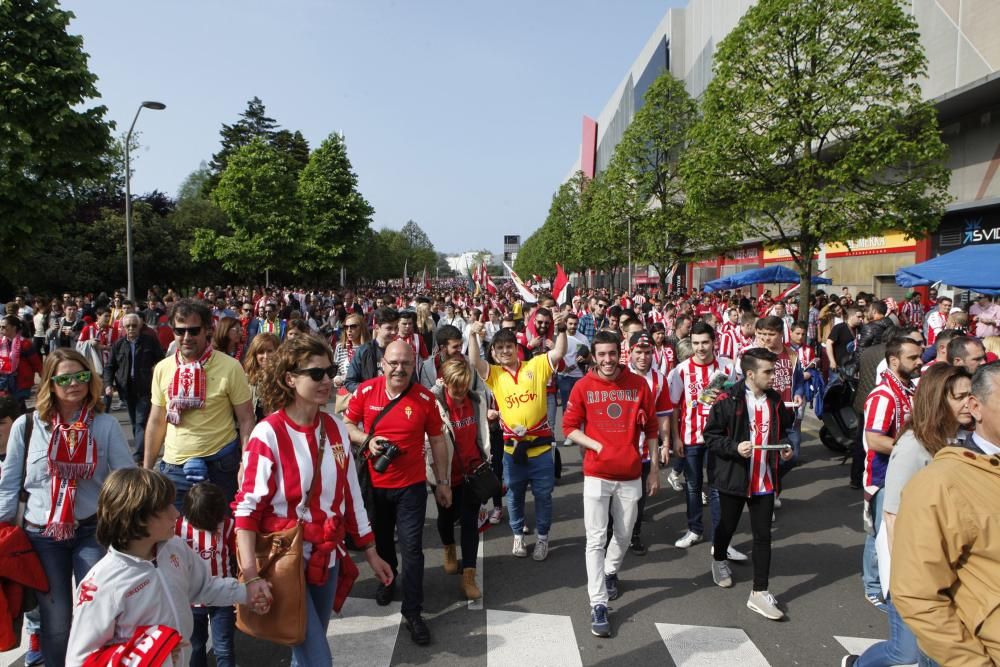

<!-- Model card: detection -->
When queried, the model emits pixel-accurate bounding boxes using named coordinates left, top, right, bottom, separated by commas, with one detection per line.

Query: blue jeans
left=125, top=392, right=152, bottom=461
left=159, top=439, right=241, bottom=512
left=504, top=449, right=555, bottom=537
left=291, top=561, right=339, bottom=666
left=862, top=487, right=885, bottom=598
left=856, top=597, right=919, bottom=666
left=26, top=522, right=105, bottom=667
left=372, top=483, right=427, bottom=617
left=546, top=392, right=558, bottom=440
left=777, top=423, right=802, bottom=484
left=556, top=375, right=581, bottom=409
left=190, top=605, right=235, bottom=667
left=682, top=445, right=721, bottom=536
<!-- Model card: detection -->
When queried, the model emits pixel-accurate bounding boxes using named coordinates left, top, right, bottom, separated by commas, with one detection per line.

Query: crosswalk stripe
left=656, top=623, right=770, bottom=666
left=327, top=597, right=402, bottom=667
left=833, top=636, right=916, bottom=666
left=486, top=609, right=582, bottom=667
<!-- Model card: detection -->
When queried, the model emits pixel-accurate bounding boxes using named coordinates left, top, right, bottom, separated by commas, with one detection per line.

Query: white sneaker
left=666, top=469, right=684, bottom=491
left=710, top=545, right=749, bottom=562
left=512, top=534, right=527, bottom=558
left=773, top=496, right=782, bottom=509
left=533, top=536, right=549, bottom=561
left=674, top=531, right=703, bottom=549
left=747, top=590, right=784, bottom=620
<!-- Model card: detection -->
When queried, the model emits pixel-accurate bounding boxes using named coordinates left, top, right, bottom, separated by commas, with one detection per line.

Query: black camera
left=372, top=441, right=402, bottom=473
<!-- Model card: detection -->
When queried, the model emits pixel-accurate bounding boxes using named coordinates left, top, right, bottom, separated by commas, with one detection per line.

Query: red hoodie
left=563, top=368, right=657, bottom=481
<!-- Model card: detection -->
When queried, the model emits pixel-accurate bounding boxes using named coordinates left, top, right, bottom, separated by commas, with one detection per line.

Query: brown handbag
left=235, top=425, right=325, bottom=646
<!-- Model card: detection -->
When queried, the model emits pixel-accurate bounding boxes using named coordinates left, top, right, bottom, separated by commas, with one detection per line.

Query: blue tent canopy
left=704, top=265, right=833, bottom=292
left=895, top=244, right=1000, bottom=292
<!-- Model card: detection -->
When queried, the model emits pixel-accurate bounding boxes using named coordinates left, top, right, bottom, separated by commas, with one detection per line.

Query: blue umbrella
left=896, top=245, right=1000, bottom=292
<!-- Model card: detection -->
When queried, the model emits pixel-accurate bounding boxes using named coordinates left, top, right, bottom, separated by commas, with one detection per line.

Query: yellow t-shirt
left=151, top=351, right=252, bottom=463
left=485, top=354, right=555, bottom=458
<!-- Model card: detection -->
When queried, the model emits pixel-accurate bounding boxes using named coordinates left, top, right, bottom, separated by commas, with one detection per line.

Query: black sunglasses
left=292, top=365, right=336, bottom=381
left=172, top=326, right=202, bottom=337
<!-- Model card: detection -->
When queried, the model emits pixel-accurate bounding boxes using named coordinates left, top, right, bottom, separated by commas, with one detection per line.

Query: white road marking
left=656, top=623, right=770, bottom=666
left=834, top=635, right=915, bottom=665
left=486, top=609, right=582, bottom=667
left=327, top=597, right=402, bottom=667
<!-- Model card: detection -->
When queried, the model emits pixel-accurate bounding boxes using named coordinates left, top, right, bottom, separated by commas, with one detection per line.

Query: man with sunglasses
left=246, top=301, right=286, bottom=342
left=104, top=313, right=164, bottom=464
left=144, top=300, right=255, bottom=511
left=346, top=307, right=400, bottom=392
left=577, top=298, right=609, bottom=344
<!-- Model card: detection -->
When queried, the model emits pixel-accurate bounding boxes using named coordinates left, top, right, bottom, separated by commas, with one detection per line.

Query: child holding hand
left=66, top=468, right=272, bottom=666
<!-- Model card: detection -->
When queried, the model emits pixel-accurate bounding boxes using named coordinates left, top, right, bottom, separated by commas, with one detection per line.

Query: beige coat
left=891, top=446, right=1000, bottom=666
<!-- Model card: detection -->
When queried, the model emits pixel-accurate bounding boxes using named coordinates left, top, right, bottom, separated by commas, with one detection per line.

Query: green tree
left=298, top=132, right=375, bottom=274
left=207, top=96, right=278, bottom=178
left=0, top=0, right=113, bottom=253
left=683, top=0, right=951, bottom=319
left=398, top=220, right=438, bottom=273
left=195, top=139, right=302, bottom=279
left=273, top=129, right=311, bottom=174
left=604, top=70, right=736, bottom=293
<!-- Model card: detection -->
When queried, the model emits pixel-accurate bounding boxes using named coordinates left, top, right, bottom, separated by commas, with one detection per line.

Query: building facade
left=564, top=0, right=1000, bottom=297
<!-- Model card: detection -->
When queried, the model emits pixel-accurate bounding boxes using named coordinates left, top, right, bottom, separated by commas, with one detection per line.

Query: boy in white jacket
left=66, top=468, right=272, bottom=666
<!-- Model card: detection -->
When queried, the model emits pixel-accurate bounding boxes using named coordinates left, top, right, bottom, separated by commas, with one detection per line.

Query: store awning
left=895, top=244, right=1000, bottom=292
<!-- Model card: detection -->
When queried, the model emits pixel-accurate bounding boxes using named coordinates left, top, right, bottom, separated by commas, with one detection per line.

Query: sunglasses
left=292, top=365, right=336, bottom=381
left=52, top=370, right=92, bottom=387
left=172, top=326, right=202, bottom=337
left=345, top=323, right=360, bottom=329
left=535, top=321, right=551, bottom=327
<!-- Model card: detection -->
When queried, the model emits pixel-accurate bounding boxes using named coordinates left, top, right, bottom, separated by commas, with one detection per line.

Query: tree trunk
left=796, top=249, right=814, bottom=327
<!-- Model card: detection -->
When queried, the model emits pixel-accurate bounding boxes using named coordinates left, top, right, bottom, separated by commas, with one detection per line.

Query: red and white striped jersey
left=716, top=330, right=739, bottom=362
left=175, top=516, right=236, bottom=578
left=647, top=309, right=667, bottom=327
left=667, top=356, right=737, bottom=445
left=926, top=310, right=947, bottom=346
left=234, top=410, right=373, bottom=559
left=631, top=365, right=674, bottom=461
left=862, top=374, right=914, bottom=491
left=652, top=345, right=674, bottom=377
left=746, top=391, right=774, bottom=495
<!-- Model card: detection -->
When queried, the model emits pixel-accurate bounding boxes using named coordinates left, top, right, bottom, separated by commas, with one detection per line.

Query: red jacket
left=562, top=368, right=657, bottom=481
left=0, top=522, right=49, bottom=651
left=0, top=337, right=41, bottom=394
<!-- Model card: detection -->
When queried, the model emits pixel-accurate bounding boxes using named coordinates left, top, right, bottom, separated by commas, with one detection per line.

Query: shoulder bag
left=235, top=421, right=325, bottom=646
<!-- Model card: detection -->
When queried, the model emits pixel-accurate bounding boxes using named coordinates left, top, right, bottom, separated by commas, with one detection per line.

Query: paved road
left=2, top=413, right=894, bottom=667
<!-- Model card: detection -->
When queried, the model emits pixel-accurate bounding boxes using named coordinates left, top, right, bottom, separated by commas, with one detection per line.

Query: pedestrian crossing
left=0, top=604, right=899, bottom=667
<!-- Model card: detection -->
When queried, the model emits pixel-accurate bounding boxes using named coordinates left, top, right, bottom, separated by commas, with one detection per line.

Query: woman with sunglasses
left=213, top=316, right=244, bottom=360
left=233, top=335, right=393, bottom=666
left=0, top=348, right=134, bottom=666
left=332, top=314, right=369, bottom=413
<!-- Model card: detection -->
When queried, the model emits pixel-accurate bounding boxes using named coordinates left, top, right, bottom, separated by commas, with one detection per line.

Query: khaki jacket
left=891, top=446, right=1000, bottom=666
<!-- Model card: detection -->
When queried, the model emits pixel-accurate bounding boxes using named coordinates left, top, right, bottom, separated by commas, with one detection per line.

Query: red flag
left=553, top=263, right=570, bottom=306
left=422, top=266, right=431, bottom=290
left=482, top=260, right=498, bottom=295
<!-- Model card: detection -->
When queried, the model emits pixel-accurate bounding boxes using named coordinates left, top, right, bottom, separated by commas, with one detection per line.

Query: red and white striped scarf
left=45, top=407, right=98, bottom=540
left=166, top=346, right=213, bottom=425
left=0, top=335, right=23, bottom=375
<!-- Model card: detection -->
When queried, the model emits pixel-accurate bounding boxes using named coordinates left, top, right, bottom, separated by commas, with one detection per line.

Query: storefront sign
left=762, top=232, right=915, bottom=263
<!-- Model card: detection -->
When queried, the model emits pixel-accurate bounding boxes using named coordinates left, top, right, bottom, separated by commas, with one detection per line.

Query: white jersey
left=66, top=537, right=246, bottom=666
left=667, top=356, right=738, bottom=445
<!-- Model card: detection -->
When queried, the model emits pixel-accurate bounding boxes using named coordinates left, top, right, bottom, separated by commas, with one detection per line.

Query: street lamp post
left=124, top=100, right=166, bottom=303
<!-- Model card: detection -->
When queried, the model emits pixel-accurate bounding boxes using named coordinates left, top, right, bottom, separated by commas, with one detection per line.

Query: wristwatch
left=437, top=478, right=451, bottom=486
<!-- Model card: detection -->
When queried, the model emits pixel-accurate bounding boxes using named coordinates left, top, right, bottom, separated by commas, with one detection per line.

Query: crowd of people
left=0, top=279, right=997, bottom=666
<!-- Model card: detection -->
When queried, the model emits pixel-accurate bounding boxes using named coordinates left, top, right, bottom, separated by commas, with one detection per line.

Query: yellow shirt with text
left=485, top=354, right=555, bottom=458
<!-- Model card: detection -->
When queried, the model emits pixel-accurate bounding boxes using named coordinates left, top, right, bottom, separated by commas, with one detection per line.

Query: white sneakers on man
left=674, top=531, right=703, bottom=548
left=512, top=534, right=528, bottom=558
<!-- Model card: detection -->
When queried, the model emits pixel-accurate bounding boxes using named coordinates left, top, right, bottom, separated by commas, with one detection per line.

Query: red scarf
left=45, top=407, right=98, bottom=540
left=0, top=335, right=22, bottom=375
left=83, top=625, right=181, bottom=667
left=166, top=346, right=213, bottom=425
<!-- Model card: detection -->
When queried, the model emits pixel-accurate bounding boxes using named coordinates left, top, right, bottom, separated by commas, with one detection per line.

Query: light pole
left=124, top=100, right=166, bottom=302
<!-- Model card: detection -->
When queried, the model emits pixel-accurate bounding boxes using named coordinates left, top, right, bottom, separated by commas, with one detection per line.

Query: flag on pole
left=402, top=258, right=408, bottom=287
left=422, top=266, right=431, bottom=290
left=482, top=260, right=497, bottom=295
left=552, top=263, right=570, bottom=306
left=503, top=262, right=538, bottom=303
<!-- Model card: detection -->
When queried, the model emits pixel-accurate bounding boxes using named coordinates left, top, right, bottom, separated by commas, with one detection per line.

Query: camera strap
left=361, top=382, right=413, bottom=454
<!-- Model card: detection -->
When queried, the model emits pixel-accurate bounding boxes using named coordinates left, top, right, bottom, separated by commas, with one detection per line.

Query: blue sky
left=64, top=1, right=679, bottom=254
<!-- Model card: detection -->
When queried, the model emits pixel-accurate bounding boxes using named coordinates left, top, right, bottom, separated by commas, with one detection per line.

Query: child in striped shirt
left=176, top=482, right=237, bottom=667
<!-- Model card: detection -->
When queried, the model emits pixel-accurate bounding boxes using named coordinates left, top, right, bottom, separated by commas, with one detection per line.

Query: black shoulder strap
left=19, top=409, right=35, bottom=501
left=365, top=382, right=412, bottom=440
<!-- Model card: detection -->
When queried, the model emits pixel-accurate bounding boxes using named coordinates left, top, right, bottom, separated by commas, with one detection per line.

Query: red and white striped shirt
left=862, top=374, right=914, bottom=491
left=652, top=345, right=674, bottom=377
left=234, top=410, right=374, bottom=560
left=632, top=365, right=674, bottom=460
left=926, top=310, right=947, bottom=346
left=668, top=356, right=737, bottom=445
left=175, top=516, right=235, bottom=578
left=746, top=390, right=774, bottom=495
left=716, top=330, right=739, bottom=362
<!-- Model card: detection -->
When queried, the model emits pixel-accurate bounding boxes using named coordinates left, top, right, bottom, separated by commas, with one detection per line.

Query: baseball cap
left=629, top=332, right=652, bottom=348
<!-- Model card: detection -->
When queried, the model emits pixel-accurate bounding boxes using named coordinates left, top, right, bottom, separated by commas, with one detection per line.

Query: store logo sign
left=963, top=218, right=1000, bottom=244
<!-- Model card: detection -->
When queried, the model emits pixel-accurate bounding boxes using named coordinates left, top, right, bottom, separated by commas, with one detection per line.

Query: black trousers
left=372, top=482, right=427, bottom=617
left=435, top=483, right=481, bottom=569
left=712, top=491, right=775, bottom=591
left=633, top=460, right=651, bottom=537
left=489, top=422, right=504, bottom=507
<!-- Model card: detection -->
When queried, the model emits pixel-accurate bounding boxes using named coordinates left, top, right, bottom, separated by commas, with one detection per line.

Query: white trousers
left=583, top=475, right=642, bottom=606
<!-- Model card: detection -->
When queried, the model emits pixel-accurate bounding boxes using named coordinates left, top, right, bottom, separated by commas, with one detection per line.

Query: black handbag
left=463, top=460, right=501, bottom=504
